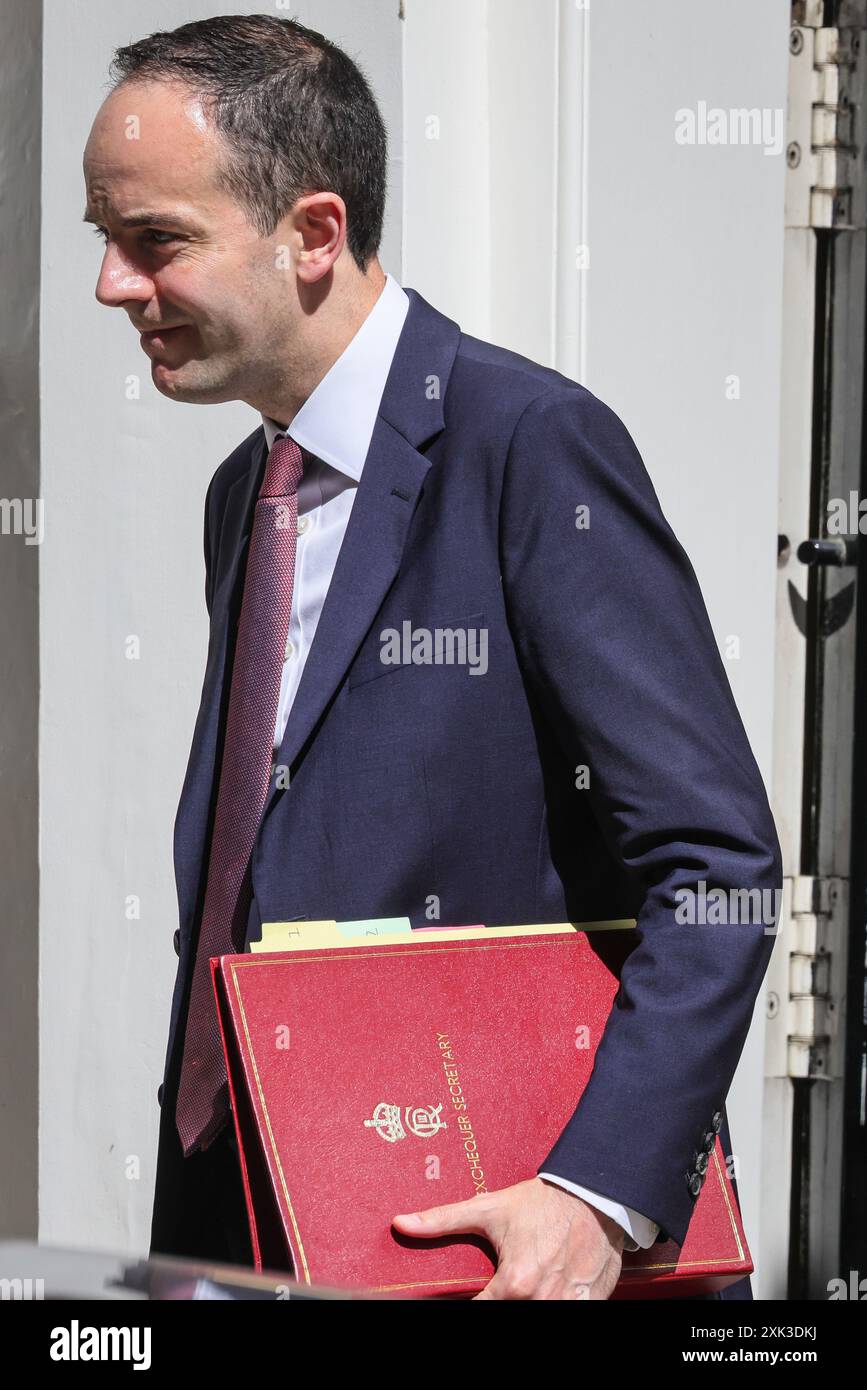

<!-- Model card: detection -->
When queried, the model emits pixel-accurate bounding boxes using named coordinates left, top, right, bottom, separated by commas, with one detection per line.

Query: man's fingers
left=470, top=1266, right=527, bottom=1300
left=470, top=1280, right=498, bottom=1300
left=392, top=1194, right=498, bottom=1240
left=473, top=1265, right=594, bottom=1300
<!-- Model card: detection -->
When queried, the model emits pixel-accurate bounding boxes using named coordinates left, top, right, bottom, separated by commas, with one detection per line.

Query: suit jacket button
left=711, top=1110, right=723, bottom=1132
left=687, top=1172, right=703, bottom=1197
left=157, top=1082, right=164, bottom=1108
left=173, top=929, right=180, bottom=956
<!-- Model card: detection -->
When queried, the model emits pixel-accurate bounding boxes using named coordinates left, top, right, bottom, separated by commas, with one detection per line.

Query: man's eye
left=90, top=227, right=177, bottom=246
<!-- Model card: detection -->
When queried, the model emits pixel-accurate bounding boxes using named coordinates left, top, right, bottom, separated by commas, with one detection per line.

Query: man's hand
left=392, top=1176, right=625, bottom=1300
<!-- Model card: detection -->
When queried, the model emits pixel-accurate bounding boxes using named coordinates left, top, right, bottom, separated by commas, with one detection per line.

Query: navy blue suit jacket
left=159, top=284, right=782, bottom=1250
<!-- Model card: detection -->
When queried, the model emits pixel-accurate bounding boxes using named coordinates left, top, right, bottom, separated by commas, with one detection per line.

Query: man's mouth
left=139, top=324, right=187, bottom=343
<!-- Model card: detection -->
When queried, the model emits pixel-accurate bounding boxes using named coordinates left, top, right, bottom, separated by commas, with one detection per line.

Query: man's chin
left=151, top=366, right=231, bottom=405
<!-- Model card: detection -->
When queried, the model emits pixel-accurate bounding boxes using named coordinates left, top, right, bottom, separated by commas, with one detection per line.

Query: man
left=84, top=14, right=781, bottom=1300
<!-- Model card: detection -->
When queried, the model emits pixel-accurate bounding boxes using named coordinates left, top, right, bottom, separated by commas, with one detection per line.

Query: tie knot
left=261, top=432, right=304, bottom=498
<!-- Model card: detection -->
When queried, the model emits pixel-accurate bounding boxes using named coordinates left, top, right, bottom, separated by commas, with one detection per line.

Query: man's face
left=83, top=80, right=291, bottom=405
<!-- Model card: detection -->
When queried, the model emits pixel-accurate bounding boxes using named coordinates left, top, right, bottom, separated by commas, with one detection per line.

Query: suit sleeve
left=498, top=385, right=782, bottom=1247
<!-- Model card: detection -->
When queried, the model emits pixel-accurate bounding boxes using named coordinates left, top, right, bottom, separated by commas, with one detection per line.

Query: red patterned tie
left=175, top=432, right=305, bottom=1157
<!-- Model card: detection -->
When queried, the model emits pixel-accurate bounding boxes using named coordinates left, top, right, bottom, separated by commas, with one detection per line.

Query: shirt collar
left=260, top=271, right=410, bottom=481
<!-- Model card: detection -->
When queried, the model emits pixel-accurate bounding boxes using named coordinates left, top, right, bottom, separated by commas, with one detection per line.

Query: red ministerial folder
left=210, top=929, right=752, bottom=1298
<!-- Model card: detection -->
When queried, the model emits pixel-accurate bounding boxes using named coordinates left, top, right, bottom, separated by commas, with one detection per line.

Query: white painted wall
left=404, top=0, right=789, bottom=1295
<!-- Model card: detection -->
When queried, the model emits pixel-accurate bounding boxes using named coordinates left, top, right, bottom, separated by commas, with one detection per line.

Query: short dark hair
left=108, top=12, right=387, bottom=273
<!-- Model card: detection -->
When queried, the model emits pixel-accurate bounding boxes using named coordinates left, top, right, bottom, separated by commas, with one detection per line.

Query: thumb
left=392, top=1195, right=496, bottom=1240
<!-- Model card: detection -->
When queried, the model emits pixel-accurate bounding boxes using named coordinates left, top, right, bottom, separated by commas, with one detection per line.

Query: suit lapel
left=262, top=286, right=461, bottom=814
left=264, top=417, right=430, bottom=792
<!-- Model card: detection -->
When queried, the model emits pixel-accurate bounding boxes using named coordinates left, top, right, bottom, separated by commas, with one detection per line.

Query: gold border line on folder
left=229, top=963, right=312, bottom=1284
left=228, top=940, right=745, bottom=1287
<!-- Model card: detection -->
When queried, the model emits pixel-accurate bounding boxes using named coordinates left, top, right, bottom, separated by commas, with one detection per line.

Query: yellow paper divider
left=251, top=917, right=637, bottom=953
left=251, top=920, right=338, bottom=953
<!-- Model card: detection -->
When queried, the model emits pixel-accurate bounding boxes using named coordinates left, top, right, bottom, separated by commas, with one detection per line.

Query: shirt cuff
left=537, top=1172, right=661, bottom=1252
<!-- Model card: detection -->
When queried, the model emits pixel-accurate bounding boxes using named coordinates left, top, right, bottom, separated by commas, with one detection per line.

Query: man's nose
left=94, top=242, right=154, bottom=310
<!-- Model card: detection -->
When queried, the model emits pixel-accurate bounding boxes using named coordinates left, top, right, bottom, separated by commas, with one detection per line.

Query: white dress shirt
left=261, top=270, right=660, bottom=1254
